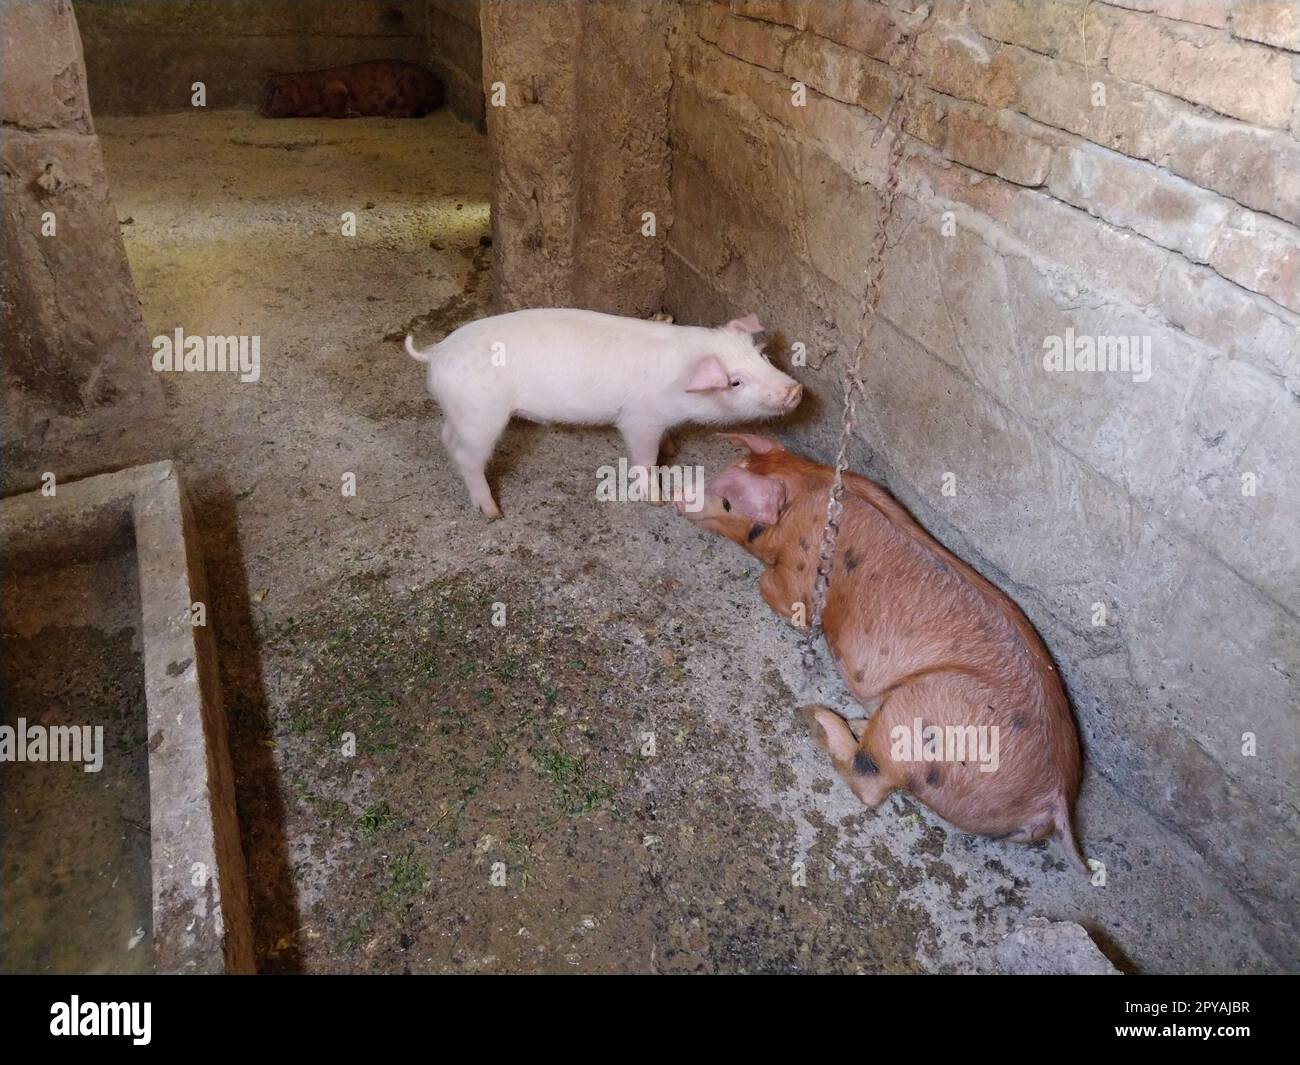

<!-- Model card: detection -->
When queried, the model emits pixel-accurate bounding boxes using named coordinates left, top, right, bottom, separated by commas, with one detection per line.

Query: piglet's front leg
left=618, top=419, right=669, bottom=504
left=619, top=419, right=666, bottom=470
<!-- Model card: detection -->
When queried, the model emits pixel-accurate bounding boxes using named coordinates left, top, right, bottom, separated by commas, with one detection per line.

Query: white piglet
left=405, top=308, right=803, bottom=518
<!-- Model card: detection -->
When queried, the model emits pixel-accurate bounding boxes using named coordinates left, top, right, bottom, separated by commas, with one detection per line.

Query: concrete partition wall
left=0, top=462, right=254, bottom=972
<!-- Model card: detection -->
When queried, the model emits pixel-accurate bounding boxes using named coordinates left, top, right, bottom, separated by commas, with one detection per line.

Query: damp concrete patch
left=0, top=461, right=252, bottom=972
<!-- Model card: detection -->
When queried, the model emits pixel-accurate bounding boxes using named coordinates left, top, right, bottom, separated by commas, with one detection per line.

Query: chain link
left=800, top=10, right=931, bottom=687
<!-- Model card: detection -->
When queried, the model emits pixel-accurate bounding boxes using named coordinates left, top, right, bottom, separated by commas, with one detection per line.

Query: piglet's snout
left=765, top=381, right=802, bottom=411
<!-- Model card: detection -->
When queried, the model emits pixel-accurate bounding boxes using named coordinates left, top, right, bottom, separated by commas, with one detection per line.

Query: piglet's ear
left=753, top=476, right=787, bottom=525
left=727, top=469, right=786, bottom=525
left=685, top=355, right=730, bottom=393
left=724, top=314, right=765, bottom=334
left=718, top=432, right=782, bottom=454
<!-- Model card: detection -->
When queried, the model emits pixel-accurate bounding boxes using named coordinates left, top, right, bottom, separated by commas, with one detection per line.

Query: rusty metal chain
left=800, top=8, right=932, bottom=687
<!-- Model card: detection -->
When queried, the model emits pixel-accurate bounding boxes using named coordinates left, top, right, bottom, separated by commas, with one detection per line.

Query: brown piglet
left=677, top=434, right=1088, bottom=872
left=261, top=60, right=443, bottom=119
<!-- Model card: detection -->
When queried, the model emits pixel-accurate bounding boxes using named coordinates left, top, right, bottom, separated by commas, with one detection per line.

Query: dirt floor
left=86, top=109, right=1279, bottom=973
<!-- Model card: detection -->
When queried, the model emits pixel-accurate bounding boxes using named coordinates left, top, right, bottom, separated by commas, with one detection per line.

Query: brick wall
left=666, top=0, right=1300, bottom=964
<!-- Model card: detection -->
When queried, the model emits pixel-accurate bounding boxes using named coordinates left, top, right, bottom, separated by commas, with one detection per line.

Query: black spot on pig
left=747, top=523, right=766, bottom=542
left=853, top=751, right=878, bottom=775
left=844, top=550, right=859, bottom=572
left=926, top=766, right=941, bottom=787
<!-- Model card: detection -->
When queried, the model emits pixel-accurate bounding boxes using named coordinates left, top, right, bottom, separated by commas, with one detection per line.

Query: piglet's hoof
left=798, top=703, right=834, bottom=744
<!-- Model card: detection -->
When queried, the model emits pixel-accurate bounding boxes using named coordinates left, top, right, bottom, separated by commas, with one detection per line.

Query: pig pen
left=46, top=109, right=1266, bottom=975
left=3, top=0, right=1295, bottom=975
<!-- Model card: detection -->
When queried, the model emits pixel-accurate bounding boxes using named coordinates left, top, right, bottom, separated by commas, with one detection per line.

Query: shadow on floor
left=189, top=476, right=302, bottom=972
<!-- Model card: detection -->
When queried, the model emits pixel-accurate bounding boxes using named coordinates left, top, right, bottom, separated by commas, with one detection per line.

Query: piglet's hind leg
left=441, top=414, right=506, bottom=519
left=799, top=704, right=896, bottom=808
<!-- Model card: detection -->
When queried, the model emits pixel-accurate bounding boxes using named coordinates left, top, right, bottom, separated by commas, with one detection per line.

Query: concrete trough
left=0, top=461, right=253, bottom=973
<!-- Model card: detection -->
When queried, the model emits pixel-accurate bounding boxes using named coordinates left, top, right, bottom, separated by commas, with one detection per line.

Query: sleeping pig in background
left=261, top=60, right=443, bottom=118
left=406, top=309, right=803, bottom=518
left=676, top=434, right=1088, bottom=872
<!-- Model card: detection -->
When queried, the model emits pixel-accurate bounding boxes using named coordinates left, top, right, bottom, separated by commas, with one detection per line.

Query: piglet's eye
left=722, top=499, right=732, bottom=512
left=729, top=378, right=743, bottom=388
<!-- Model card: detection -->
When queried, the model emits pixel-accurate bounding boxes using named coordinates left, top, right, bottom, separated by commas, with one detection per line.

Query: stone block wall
left=665, top=0, right=1300, bottom=965
left=1, top=0, right=159, bottom=473
left=482, top=0, right=673, bottom=315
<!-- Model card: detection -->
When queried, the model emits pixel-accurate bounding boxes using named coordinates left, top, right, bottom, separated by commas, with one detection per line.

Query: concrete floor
left=91, top=110, right=1278, bottom=973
